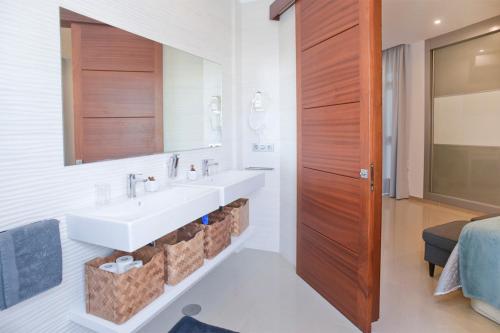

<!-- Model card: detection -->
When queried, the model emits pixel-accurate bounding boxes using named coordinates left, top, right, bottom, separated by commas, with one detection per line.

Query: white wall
left=278, top=7, right=297, bottom=266
left=406, top=40, right=425, bottom=198
left=235, top=0, right=296, bottom=262
left=0, top=1, right=236, bottom=332
left=236, top=0, right=281, bottom=252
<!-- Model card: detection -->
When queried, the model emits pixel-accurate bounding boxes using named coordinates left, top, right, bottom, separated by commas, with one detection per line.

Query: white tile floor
left=141, top=249, right=359, bottom=333
left=141, top=198, right=500, bottom=333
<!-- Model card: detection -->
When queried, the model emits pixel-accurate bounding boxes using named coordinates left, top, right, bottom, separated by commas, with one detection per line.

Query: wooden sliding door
left=296, top=0, right=381, bottom=332
left=71, top=23, right=163, bottom=163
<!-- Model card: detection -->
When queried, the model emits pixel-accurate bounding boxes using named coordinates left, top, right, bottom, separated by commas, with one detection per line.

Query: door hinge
left=370, top=163, right=374, bottom=192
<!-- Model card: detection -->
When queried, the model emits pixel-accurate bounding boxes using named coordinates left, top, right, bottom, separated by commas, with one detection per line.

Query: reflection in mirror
left=163, top=46, right=222, bottom=152
left=60, top=8, right=222, bottom=166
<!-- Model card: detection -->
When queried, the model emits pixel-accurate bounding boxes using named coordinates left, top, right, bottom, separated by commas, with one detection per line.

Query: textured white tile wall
left=0, top=0, right=236, bottom=332
left=236, top=0, right=281, bottom=253
left=278, top=7, right=297, bottom=267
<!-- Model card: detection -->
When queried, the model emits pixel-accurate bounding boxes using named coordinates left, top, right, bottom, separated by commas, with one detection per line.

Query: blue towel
left=459, top=217, right=500, bottom=309
left=169, top=316, right=238, bottom=333
left=0, top=219, right=62, bottom=310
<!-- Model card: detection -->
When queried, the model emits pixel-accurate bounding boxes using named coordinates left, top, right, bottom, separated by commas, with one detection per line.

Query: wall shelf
left=70, top=227, right=254, bottom=333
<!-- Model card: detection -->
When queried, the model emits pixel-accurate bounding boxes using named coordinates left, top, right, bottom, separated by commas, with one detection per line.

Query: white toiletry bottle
left=187, top=164, right=198, bottom=181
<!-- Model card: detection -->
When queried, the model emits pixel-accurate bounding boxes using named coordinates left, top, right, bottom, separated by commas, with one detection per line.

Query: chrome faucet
left=127, top=173, right=147, bottom=198
left=167, top=154, right=180, bottom=179
left=202, top=159, right=219, bottom=177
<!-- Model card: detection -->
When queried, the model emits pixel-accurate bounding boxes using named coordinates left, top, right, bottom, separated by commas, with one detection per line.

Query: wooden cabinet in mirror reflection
left=60, top=8, right=163, bottom=165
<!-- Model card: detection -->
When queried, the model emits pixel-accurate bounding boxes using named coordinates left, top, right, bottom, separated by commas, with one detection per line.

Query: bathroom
left=2, top=1, right=500, bottom=333
left=1, top=1, right=295, bottom=332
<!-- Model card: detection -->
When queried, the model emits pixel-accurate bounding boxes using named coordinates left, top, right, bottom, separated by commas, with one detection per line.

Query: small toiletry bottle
left=187, top=164, right=198, bottom=180
left=145, top=176, right=159, bottom=192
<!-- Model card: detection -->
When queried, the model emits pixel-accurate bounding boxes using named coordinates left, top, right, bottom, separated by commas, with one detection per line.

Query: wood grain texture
left=153, top=43, right=164, bottom=153
left=300, top=0, right=358, bottom=51
left=71, top=23, right=164, bottom=163
left=360, top=0, right=382, bottom=322
left=302, top=103, right=360, bottom=177
left=71, top=24, right=84, bottom=162
left=301, top=26, right=360, bottom=108
left=296, top=0, right=382, bottom=332
left=269, top=0, right=296, bottom=21
left=81, top=71, right=156, bottom=118
left=295, top=0, right=304, bottom=284
left=79, top=24, right=157, bottom=72
left=298, top=224, right=360, bottom=324
left=82, top=118, right=158, bottom=162
left=301, top=168, right=361, bottom=253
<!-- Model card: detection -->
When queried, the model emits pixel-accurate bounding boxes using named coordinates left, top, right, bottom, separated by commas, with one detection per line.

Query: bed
left=435, top=216, right=500, bottom=324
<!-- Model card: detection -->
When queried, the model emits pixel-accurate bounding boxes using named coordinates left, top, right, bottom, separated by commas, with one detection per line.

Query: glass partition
left=431, top=31, right=500, bottom=206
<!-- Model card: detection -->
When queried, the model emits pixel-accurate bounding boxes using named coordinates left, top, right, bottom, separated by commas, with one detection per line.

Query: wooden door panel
left=302, top=103, right=360, bottom=177
left=72, top=23, right=163, bottom=163
left=301, top=168, right=361, bottom=253
left=81, top=71, right=156, bottom=118
left=301, top=0, right=358, bottom=51
left=79, top=24, right=157, bottom=71
left=301, top=26, right=360, bottom=108
left=298, top=224, right=359, bottom=323
left=296, top=0, right=381, bottom=332
left=82, top=118, right=157, bottom=162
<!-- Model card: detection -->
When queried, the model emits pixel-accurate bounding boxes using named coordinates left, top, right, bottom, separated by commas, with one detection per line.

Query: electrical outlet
left=252, top=143, right=274, bottom=152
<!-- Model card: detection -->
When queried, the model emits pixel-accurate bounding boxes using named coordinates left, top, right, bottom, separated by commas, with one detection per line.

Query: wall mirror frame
left=60, top=8, right=223, bottom=166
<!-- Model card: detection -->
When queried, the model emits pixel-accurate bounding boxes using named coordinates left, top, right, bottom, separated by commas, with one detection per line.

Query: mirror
left=59, top=8, right=222, bottom=166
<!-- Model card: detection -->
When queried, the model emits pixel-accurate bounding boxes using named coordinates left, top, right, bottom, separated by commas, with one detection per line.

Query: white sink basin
left=176, top=170, right=265, bottom=206
left=67, top=186, right=219, bottom=252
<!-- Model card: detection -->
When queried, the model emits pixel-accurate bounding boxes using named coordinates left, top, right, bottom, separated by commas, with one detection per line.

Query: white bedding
left=434, top=244, right=461, bottom=295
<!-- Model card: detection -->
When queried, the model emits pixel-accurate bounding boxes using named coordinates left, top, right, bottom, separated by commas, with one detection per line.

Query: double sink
left=67, top=170, right=265, bottom=252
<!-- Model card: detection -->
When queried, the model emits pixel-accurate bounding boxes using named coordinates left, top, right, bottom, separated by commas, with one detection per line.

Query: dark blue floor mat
left=169, top=316, right=238, bottom=333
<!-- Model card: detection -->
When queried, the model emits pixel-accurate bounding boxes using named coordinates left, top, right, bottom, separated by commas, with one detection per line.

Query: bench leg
left=429, top=262, right=435, bottom=277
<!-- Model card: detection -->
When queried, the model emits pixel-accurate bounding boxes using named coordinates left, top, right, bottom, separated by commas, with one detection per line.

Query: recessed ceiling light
left=434, top=19, right=442, bottom=25
left=479, top=49, right=485, bottom=53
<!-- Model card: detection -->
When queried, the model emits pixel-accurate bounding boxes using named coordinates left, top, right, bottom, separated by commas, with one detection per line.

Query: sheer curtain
left=382, top=44, right=409, bottom=199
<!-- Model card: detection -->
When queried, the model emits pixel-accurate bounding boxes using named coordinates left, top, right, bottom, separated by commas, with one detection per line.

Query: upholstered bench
left=422, top=220, right=469, bottom=277
left=422, top=213, right=500, bottom=277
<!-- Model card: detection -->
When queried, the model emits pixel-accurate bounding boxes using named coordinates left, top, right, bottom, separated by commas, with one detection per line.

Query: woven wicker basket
left=201, top=211, right=232, bottom=259
left=85, top=246, right=164, bottom=324
left=225, top=198, right=249, bottom=236
left=155, top=223, right=205, bottom=285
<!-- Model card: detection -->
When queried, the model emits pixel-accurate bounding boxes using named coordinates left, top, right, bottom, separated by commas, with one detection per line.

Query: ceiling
left=382, top=0, right=500, bottom=49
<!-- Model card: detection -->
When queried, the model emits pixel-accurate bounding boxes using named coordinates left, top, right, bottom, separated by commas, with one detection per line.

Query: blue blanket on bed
left=459, top=217, right=500, bottom=309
